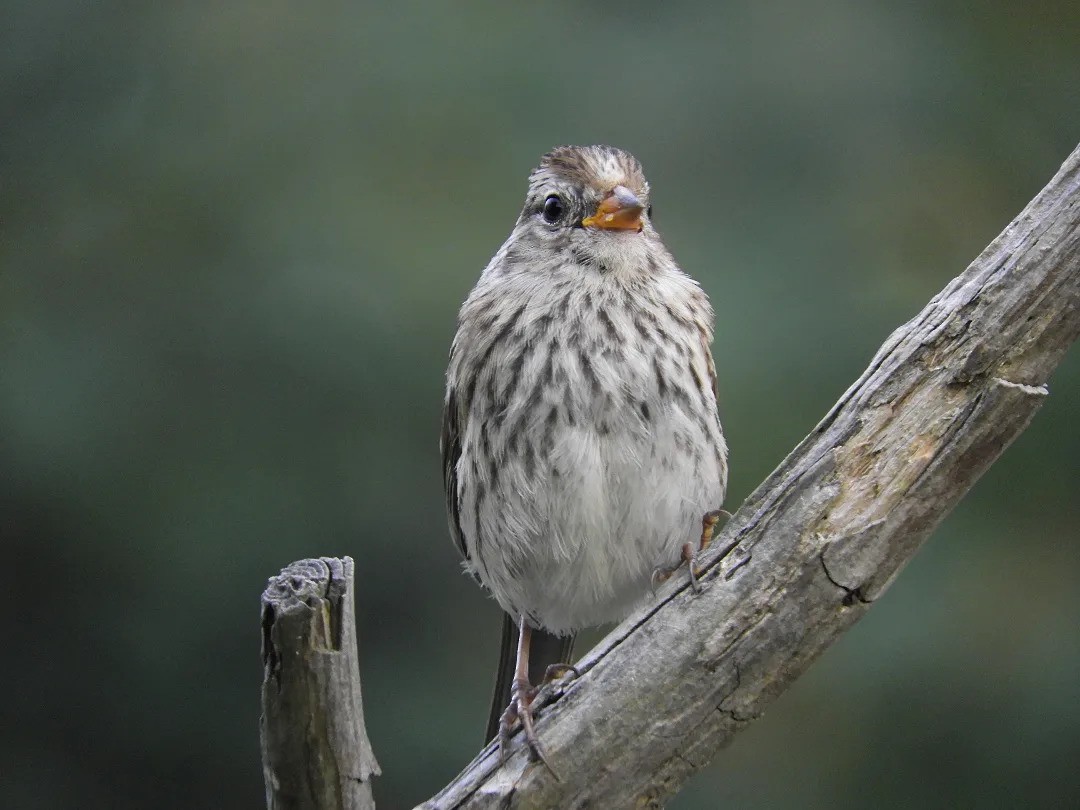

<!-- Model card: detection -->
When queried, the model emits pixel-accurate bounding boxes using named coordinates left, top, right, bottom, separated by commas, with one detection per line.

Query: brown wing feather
left=441, top=385, right=468, bottom=561
left=700, top=324, right=720, bottom=412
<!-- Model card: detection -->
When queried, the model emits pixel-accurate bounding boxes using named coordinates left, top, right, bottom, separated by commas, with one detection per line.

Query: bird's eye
left=647, top=204, right=653, bottom=220
left=541, top=194, right=564, bottom=224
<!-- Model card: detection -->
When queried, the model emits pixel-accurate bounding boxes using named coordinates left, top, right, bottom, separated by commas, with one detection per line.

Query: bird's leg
left=498, top=617, right=558, bottom=776
left=652, top=508, right=732, bottom=593
left=699, top=508, right=730, bottom=553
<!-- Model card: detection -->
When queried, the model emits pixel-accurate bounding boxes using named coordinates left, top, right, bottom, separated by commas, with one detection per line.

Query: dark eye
left=647, top=204, right=653, bottom=220
left=541, top=194, right=564, bottom=224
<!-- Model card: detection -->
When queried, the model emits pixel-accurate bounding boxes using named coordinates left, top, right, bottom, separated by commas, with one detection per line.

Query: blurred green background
left=3, top=2, right=1078, bottom=808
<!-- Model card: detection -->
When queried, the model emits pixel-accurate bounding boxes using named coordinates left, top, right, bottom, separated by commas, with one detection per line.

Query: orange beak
left=581, top=185, right=644, bottom=232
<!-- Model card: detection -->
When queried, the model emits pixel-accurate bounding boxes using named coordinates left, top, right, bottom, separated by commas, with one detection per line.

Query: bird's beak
left=581, top=185, right=645, bottom=232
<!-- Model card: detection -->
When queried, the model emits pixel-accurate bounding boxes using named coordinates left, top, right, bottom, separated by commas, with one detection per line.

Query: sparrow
left=441, top=145, right=728, bottom=768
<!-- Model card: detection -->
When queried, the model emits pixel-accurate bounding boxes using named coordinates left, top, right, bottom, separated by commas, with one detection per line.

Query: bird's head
left=508, top=145, right=664, bottom=277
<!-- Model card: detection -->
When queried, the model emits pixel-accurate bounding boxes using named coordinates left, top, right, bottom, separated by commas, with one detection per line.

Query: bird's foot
left=652, top=508, right=732, bottom=593
left=498, top=677, right=560, bottom=778
left=530, top=662, right=580, bottom=715
left=542, top=662, right=579, bottom=683
left=652, top=542, right=704, bottom=592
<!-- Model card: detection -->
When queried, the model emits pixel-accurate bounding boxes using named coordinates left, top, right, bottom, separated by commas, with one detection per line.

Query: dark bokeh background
left=3, top=2, right=1078, bottom=808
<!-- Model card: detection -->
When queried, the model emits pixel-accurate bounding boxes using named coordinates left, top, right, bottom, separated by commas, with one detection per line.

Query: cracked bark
left=261, top=557, right=380, bottom=810
left=417, top=143, right=1080, bottom=808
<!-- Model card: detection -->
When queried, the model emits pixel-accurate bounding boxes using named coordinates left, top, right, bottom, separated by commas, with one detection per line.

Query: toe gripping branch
left=653, top=508, right=732, bottom=593
left=498, top=621, right=580, bottom=778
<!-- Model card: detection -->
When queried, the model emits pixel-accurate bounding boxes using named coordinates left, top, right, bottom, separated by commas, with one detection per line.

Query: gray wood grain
left=261, top=557, right=380, bottom=810
left=420, top=143, right=1080, bottom=809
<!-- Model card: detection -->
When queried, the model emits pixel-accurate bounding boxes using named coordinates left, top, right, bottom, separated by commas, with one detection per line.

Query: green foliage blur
left=3, top=2, right=1078, bottom=808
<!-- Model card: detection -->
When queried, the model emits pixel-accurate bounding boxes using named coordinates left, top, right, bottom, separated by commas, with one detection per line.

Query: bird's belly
left=536, top=425, right=719, bottom=632
left=463, top=399, right=724, bottom=635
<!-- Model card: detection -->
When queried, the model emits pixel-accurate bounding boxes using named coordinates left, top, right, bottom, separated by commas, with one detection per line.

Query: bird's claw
left=651, top=508, right=732, bottom=594
left=651, top=542, right=703, bottom=592
left=498, top=678, right=561, bottom=779
left=542, top=663, right=579, bottom=683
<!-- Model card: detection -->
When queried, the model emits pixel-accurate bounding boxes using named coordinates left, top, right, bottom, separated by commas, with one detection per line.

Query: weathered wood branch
left=261, top=557, right=380, bottom=810
left=421, top=144, right=1080, bottom=808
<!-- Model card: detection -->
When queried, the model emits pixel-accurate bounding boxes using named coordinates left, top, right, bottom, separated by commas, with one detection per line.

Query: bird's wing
left=701, top=328, right=730, bottom=497
left=441, top=384, right=468, bottom=561
left=701, top=326, right=720, bottom=412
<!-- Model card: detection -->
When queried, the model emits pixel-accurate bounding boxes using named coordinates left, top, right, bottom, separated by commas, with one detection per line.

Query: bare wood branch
left=261, top=557, right=380, bottom=810
left=421, top=143, right=1080, bottom=809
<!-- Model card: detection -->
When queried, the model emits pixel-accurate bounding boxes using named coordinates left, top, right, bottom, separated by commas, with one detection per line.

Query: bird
left=441, top=144, right=728, bottom=768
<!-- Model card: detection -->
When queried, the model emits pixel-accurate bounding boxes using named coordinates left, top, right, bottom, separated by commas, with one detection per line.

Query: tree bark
left=420, top=144, right=1080, bottom=809
left=261, top=557, right=380, bottom=810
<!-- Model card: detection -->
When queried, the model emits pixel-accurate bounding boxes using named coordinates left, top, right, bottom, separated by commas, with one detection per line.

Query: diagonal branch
left=421, top=142, right=1080, bottom=809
